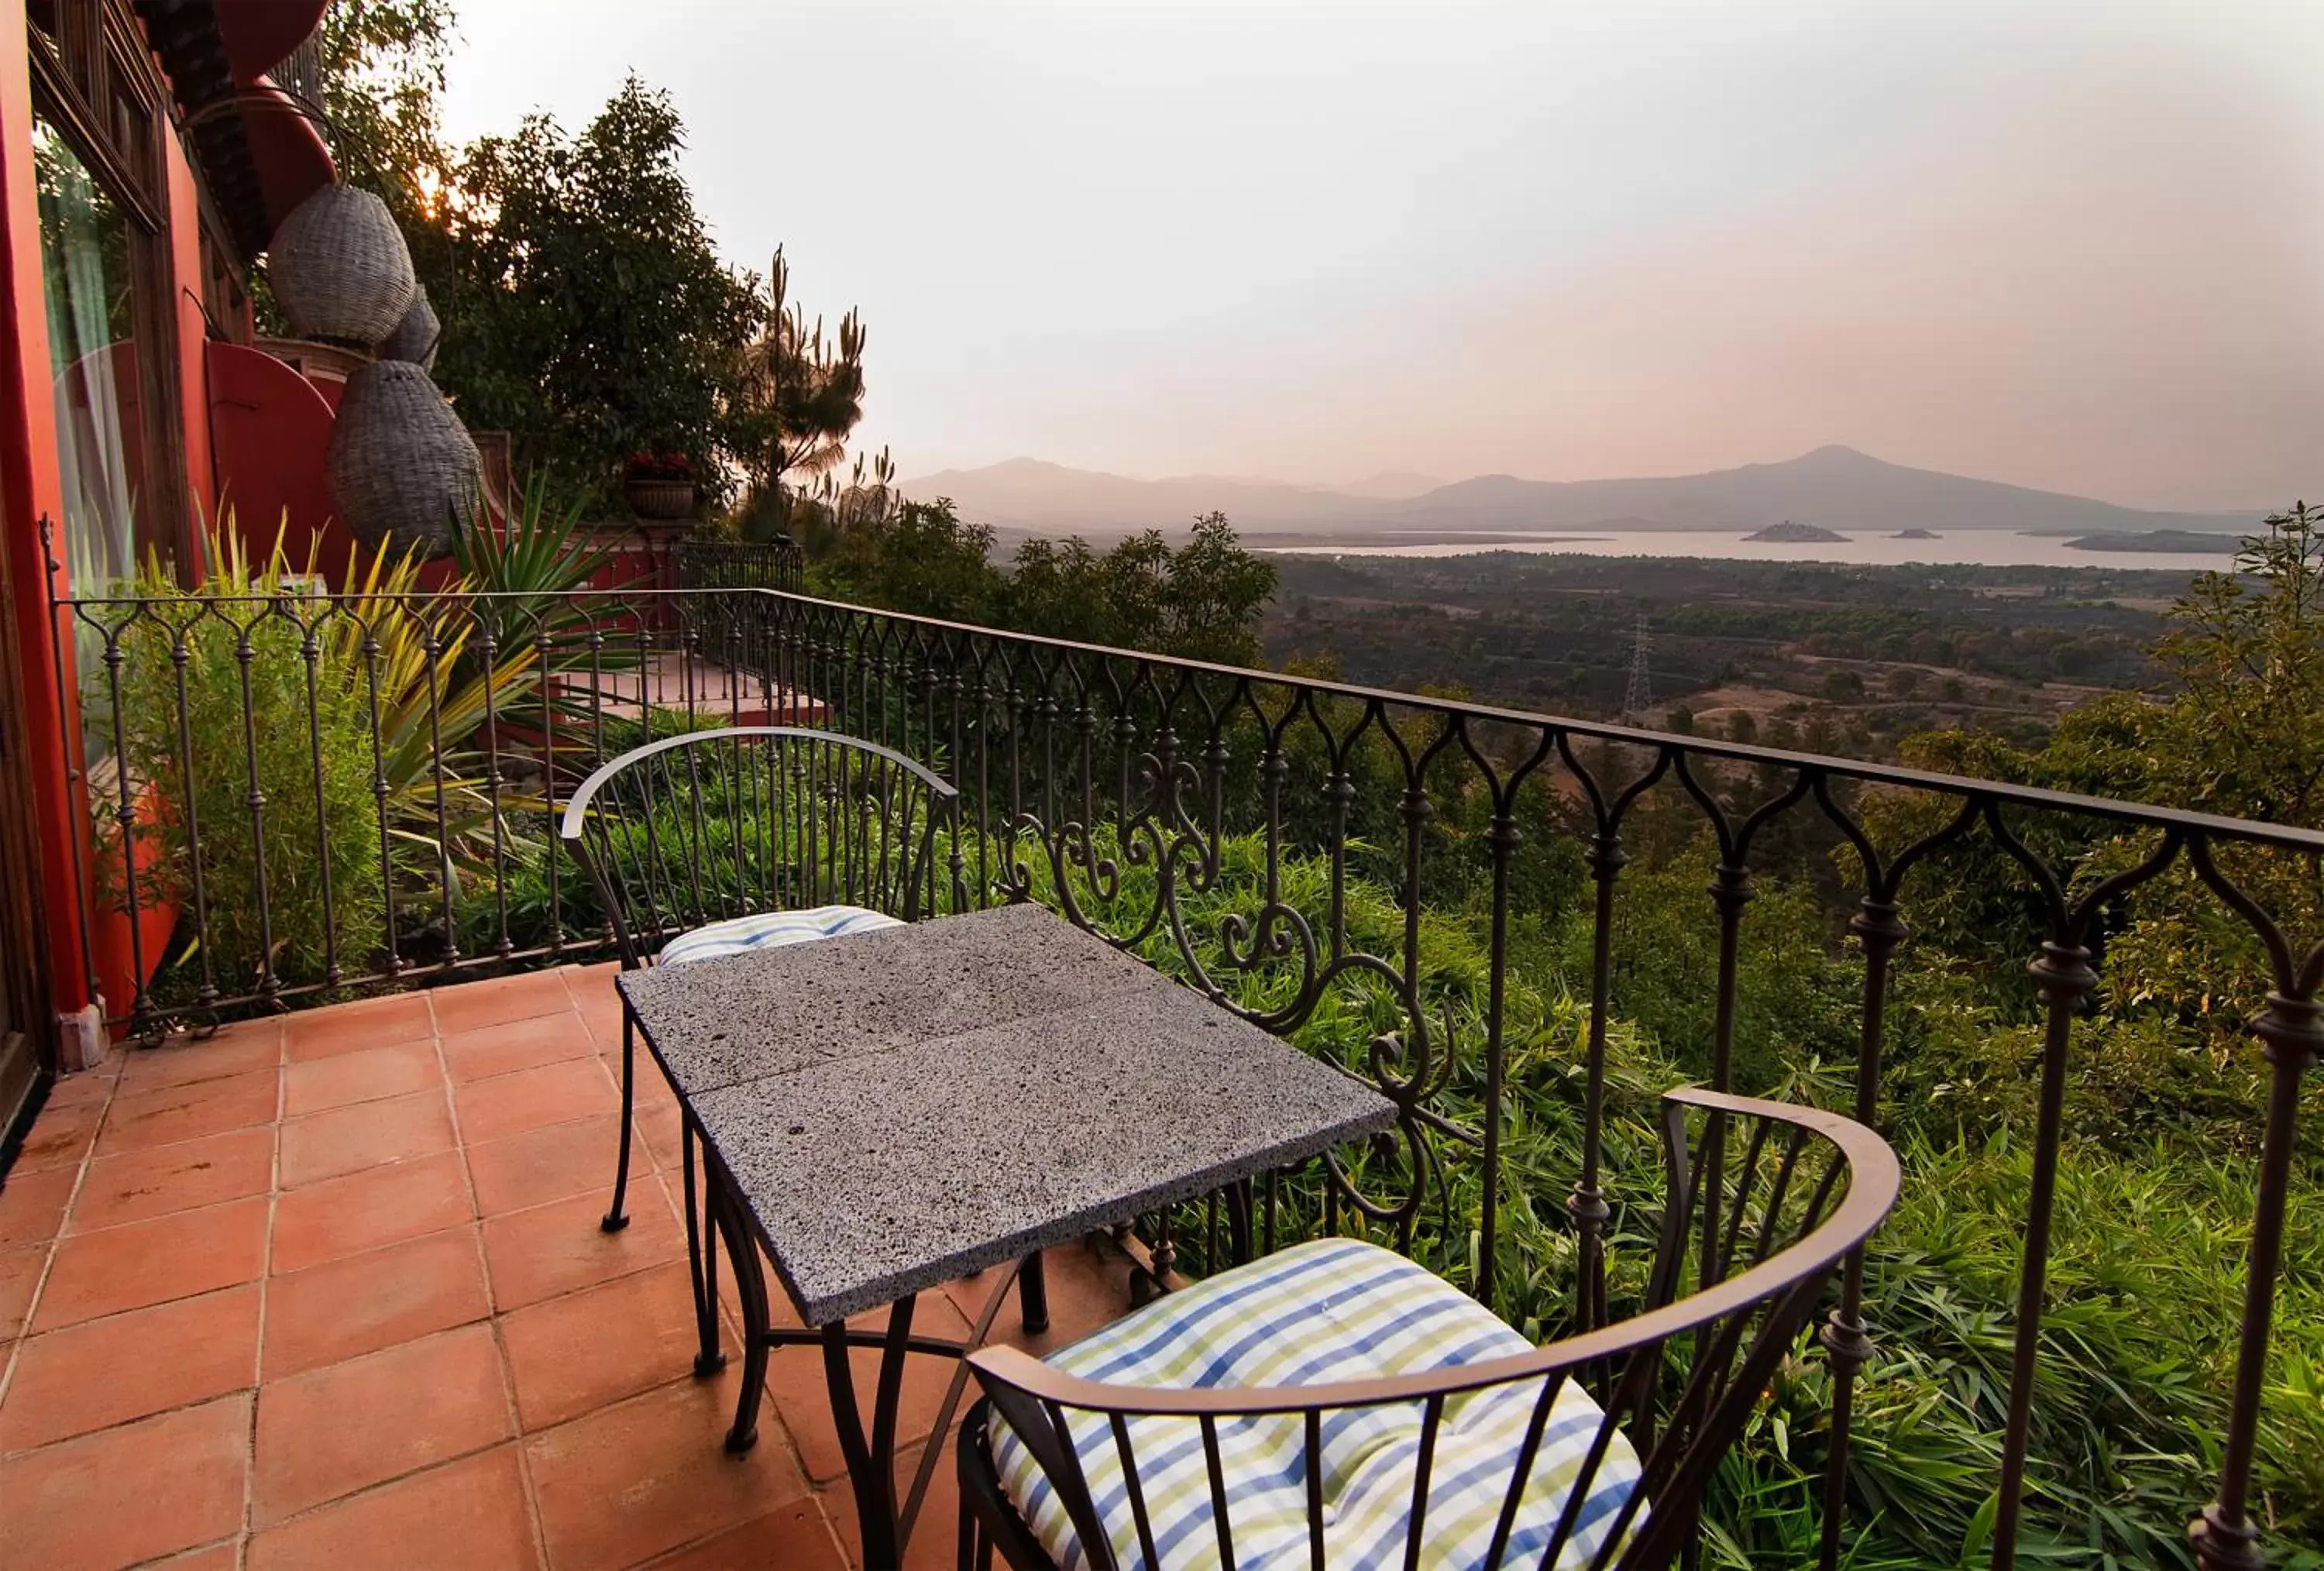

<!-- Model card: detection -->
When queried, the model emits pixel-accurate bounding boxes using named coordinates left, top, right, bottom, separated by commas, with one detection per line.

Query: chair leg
left=1017, top=1250, right=1048, bottom=1336
left=600, top=1014, right=636, bottom=1233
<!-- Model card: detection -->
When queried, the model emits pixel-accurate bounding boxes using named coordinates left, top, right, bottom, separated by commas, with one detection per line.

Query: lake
left=1263, top=529, right=2242, bottom=573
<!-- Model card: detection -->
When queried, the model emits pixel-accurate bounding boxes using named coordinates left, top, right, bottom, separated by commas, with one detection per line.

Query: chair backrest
left=558, top=725, right=961, bottom=968
left=969, top=1088, right=1900, bottom=1571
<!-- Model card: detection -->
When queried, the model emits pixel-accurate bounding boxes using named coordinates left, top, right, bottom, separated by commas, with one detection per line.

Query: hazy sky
left=440, top=1, right=2324, bottom=510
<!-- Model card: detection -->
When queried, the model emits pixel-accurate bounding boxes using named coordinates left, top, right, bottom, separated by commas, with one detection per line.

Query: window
left=36, top=119, right=145, bottom=592
left=27, top=0, right=186, bottom=587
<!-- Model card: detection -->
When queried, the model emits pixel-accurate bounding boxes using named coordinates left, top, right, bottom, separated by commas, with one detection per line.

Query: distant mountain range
left=898, top=447, right=2258, bottom=541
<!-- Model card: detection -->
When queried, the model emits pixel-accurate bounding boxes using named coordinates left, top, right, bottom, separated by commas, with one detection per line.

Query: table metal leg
left=710, top=1175, right=769, bottom=1453
left=679, top=1116, right=725, bottom=1377
left=1017, top=1250, right=1048, bottom=1335
left=823, top=1297, right=916, bottom=1570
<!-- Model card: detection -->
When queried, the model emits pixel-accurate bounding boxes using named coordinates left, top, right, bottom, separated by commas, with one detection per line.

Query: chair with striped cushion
left=560, top=727, right=962, bottom=1368
left=957, top=1088, right=1899, bottom=1570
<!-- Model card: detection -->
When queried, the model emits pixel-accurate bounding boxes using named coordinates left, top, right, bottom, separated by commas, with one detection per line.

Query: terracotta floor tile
left=13, top=1098, right=102, bottom=1173
left=284, top=1038, right=443, bottom=1117
left=98, top=1068, right=279, bottom=1157
left=0, top=1284, right=260, bottom=1452
left=442, top=1010, right=595, bottom=1084
left=610, top=1050, right=683, bottom=1118
left=247, top=1444, right=540, bottom=1571
left=117, top=1023, right=282, bottom=1091
left=466, top=1113, right=630, bottom=1219
left=279, top=1088, right=455, bottom=1188
left=0, top=1243, right=44, bottom=1341
left=69, top=1126, right=274, bottom=1233
left=527, top=1375, right=810, bottom=1571
left=40, top=1066, right=119, bottom=1111
left=481, top=1181, right=683, bottom=1312
left=769, top=1293, right=976, bottom=1486
left=263, top=1225, right=489, bottom=1378
left=453, top=1054, right=617, bottom=1145
left=148, top=1544, right=238, bottom=1569
left=828, top=1432, right=964, bottom=1571
left=270, top=1149, right=473, bottom=1274
left=637, top=1102, right=686, bottom=1171
left=284, top=991, right=435, bottom=1062
left=33, top=1196, right=268, bottom=1332
left=500, top=1260, right=710, bottom=1429
left=569, top=972, right=627, bottom=1050
left=429, top=968, right=576, bottom=1036
left=0, top=1394, right=250, bottom=1571
left=645, top=1499, right=847, bottom=1570
left=0, top=1164, right=75, bottom=1248
left=253, top=1322, right=513, bottom=1525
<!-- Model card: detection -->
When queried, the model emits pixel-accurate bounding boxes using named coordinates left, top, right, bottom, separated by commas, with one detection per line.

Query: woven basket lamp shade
left=377, top=284, right=441, bottom=370
left=327, top=362, right=481, bottom=558
left=269, top=184, right=417, bottom=347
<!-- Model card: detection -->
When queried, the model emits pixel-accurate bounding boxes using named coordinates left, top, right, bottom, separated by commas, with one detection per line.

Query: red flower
left=625, top=451, right=694, bottom=482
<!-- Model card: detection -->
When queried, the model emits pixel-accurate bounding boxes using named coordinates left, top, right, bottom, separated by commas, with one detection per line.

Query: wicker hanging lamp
left=377, top=284, right=441, bottom=370
left=267, top=184, right=417, bottom=348
left=325, top=361, right=480, bottom=558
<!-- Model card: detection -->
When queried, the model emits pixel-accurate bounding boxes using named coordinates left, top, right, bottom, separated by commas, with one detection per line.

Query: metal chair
left=954, top=1088, right=1901, bottom=1571
left=560, top=725, right=967, bottom=1373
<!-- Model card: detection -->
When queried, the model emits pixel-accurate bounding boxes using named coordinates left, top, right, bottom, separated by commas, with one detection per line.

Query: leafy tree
left=1009, top=514, right=1279, bottom=665
left=1872, top=503, right=2324, bottom=1020
left=433, top=77, right=768, bottom=510
left=317, top=0, right=456, bottom=229
left=809, top=504, right=1279, bottom=666
left=812, top=497, right=1008, bottom=625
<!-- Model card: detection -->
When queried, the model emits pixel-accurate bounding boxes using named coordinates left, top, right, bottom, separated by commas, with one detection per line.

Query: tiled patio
left=0, top=964, right=1141, bottom=1570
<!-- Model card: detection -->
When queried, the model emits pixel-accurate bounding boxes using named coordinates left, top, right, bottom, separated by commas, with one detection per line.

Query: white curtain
left=35, top=121, right=139, bottom=595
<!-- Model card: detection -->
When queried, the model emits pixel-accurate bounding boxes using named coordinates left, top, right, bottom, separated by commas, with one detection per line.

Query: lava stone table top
left=617, top=902, right=1398, bottom=1325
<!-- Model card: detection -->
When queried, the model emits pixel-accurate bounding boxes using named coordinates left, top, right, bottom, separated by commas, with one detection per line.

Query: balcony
left=5, top=566, right=2316, bottom=1568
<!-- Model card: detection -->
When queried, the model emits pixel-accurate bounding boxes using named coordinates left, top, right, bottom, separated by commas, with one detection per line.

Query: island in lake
left=1745, top=520, right=1848, bottom=543
left=1895, top=528, right=1941, bottom=540
left=2063, top=530, right=2243, bottom=555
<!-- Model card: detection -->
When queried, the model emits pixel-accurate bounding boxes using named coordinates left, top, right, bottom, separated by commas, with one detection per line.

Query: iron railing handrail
left=72, top=576, right=2294, bottom=851
left=734, top=585, right=2324, bottom=854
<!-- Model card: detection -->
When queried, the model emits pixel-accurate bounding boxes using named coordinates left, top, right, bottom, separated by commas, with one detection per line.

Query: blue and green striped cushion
left=991, top=1237, right=1643, bottom=1571
left=657, top=904, right=902, bottom=967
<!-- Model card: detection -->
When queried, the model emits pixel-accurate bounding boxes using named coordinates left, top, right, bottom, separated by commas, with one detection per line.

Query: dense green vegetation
left=806, top=498, right=1282, bottom=666
left=1267, top=552, right=2195, bottom=755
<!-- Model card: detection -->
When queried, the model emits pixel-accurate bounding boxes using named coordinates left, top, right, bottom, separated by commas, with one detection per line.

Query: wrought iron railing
left=676, top=535, right=804, bottom=595
left=40, top=575, right=2317, bottom=1568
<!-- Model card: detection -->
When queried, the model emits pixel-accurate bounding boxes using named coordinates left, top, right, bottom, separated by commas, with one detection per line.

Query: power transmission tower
left=1620, top=614, right=1652, bottom=724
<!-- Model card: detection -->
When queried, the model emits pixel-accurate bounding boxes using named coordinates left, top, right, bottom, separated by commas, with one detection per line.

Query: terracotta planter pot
left=625, top=478, right=696, bottom=521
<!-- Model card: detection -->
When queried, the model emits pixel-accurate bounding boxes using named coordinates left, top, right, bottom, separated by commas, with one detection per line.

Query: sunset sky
left=440, top=1, right=2324, bottom=510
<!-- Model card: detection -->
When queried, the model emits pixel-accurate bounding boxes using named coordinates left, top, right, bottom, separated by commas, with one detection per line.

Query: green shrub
left=104, top=589, right=386, bottom=994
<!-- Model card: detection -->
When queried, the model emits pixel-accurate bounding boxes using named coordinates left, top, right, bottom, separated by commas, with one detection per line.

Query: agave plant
left=449, top=472, right=614, bottom=672
left=321, top=524, right=546, bottom=886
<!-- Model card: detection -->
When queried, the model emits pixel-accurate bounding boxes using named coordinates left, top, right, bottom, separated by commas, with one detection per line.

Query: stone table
left=617, top=900, right=1397, bottom=1569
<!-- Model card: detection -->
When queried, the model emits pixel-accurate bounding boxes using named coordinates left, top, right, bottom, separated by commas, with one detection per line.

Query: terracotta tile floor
left=0, top=963, right=1143, bottom=1570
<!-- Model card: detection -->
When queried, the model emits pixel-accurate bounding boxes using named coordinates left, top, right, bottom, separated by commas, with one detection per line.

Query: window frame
left=26, top=0, right=194, bottom=580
